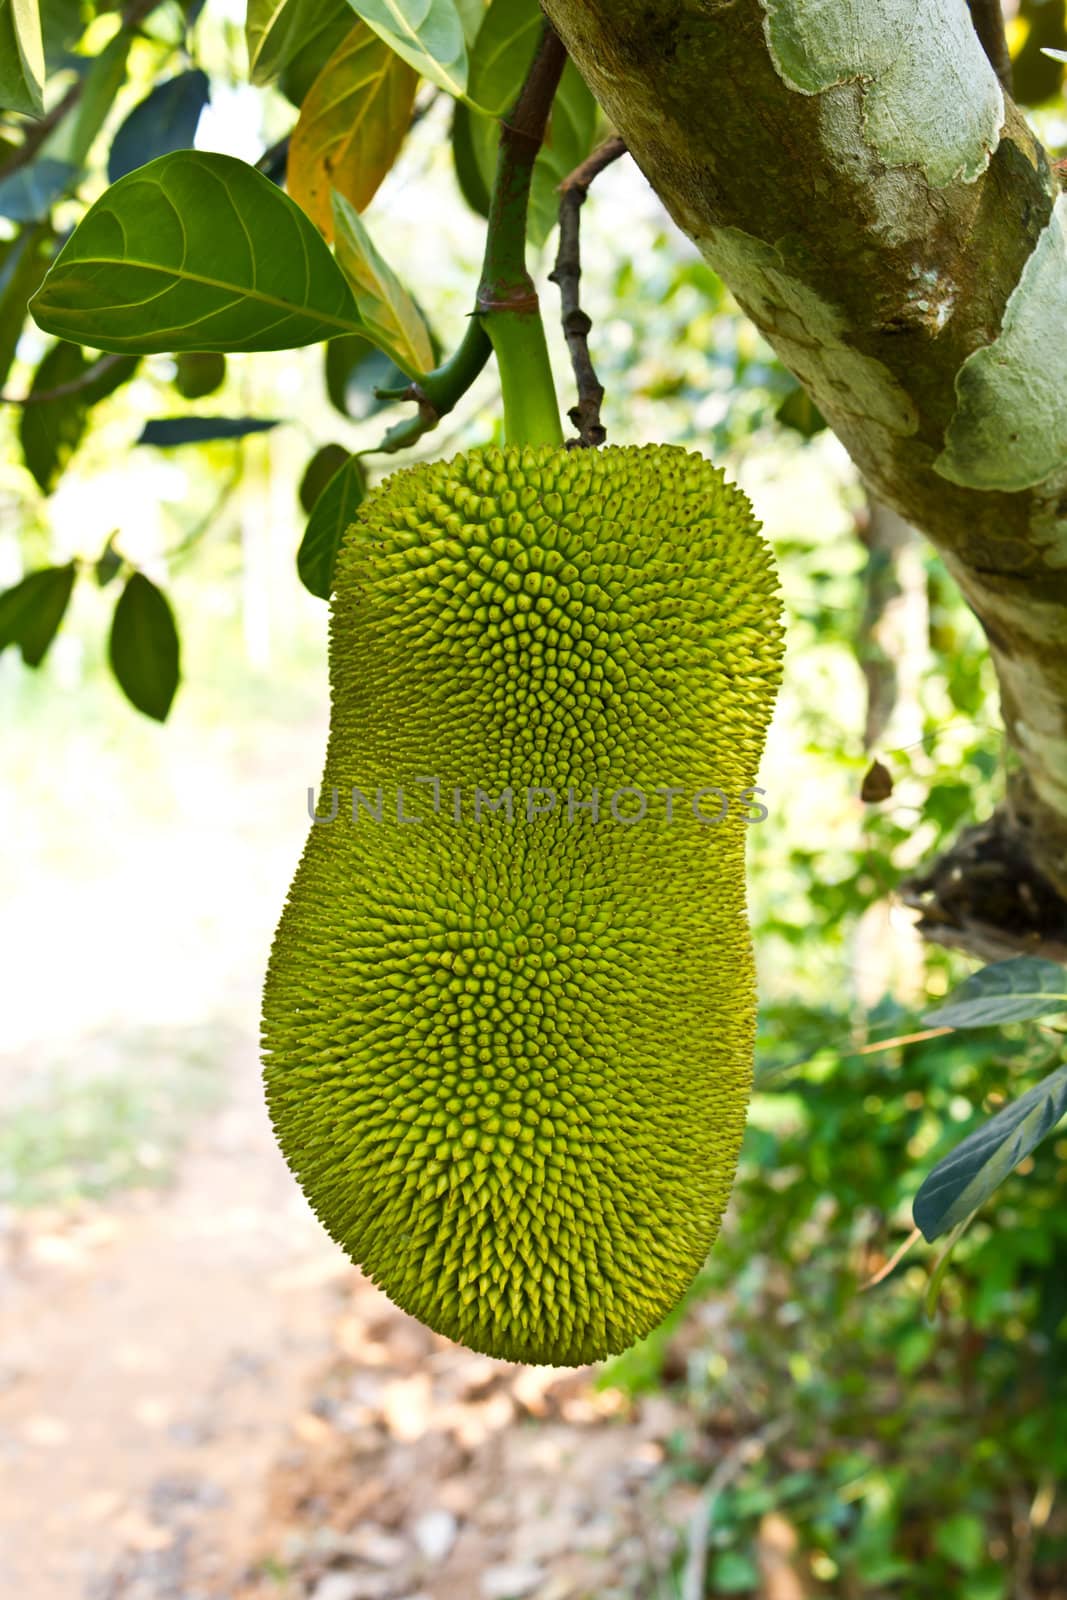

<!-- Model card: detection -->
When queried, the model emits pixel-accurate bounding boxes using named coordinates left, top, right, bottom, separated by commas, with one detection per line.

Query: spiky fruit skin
left=262, top=444, right=782, bottom=1365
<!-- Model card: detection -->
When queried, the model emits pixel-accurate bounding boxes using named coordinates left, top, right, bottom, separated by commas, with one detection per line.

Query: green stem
left=368, top=317, right=492, bottom=454
left=484, top=313, right=561, bottom=447
left=420, top=317, right=492, bottom=413
left=475, top=21, right=566, bottom=448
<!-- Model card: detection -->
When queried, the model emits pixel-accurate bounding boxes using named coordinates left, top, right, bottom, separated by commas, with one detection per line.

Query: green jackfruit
left=262, top=443, right=783, bottom=1365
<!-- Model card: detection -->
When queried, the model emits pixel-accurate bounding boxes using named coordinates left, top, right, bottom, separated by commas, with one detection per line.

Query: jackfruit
left=262, top=443, right=783, bottom=1365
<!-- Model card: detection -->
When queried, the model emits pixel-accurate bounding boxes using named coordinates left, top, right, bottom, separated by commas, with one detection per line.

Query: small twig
left=967, top=0, right=1013, bottom=94
left=0, top=0, right=169, bottom=185
left=680, top=1419, right=790, bottom=1600
left=548, top=134, right=626, bottom=448
left=0, top=351, right=128, bottom=406
left=861, top=1223, right=922, bottom=1290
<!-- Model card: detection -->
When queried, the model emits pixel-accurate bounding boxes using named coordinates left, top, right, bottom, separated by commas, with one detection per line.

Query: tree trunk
left=541, top=0, right=1067, bottom=932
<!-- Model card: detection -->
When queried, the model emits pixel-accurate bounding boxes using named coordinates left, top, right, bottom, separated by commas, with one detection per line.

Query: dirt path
left=0, top=1040, right=353, bottom=1600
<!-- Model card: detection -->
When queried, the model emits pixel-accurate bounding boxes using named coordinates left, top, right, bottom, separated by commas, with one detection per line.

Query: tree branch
left=548, top=134, right=627, bottom=447
left=0, top=352, right=127, bottom=406
left=967, top=0, right=1013, bottom=93
left=541, top=0, right=1067, bottom=918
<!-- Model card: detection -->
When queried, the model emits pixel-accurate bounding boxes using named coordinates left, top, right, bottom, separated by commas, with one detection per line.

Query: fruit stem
left=475, top=21, right=566, bottom=448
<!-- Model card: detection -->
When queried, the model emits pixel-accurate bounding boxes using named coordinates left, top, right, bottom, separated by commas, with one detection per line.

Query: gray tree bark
left=541, top=0, right=1067, bottom=940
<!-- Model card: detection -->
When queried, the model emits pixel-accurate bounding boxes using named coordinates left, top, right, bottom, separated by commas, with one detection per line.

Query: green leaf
left=453, top=0, right=484, bottom=44
left=465, top=0, right=596, bottom=244
left=297, top=453, right=365, bottom=598
left=451, top=99, right=490, bottom=217
left=108, top=571, right=180, bottom=721
left=0, top=562, right=75, bottom=665
left=49, top=29, right=131, bottom=170
left=0, top=0, right=46, bottom=116
left=137, top=415, right=279, bottom=446
left=0, top=223, right=52, bottom=390
left=20, top=341, right=138, bottom=493
left=94, top=533, right=122, bottom=588
left=933, top=1513, right=986, bottom=1572
left=0, top=156, right=76, bottom=223
left=331, top=190, right=434, bottom=376
left=173, top=350, right=226, bottom=400
left=107, top=69, right=210, bottom=183
left=776, top=384, right=827, bottom=437
left=287, top=21, right=417, bottom=237
left=40, top=0, right=84, bottom=69
left=247, top=0, right=345, bottom=85
left=325, top=333, right=408, bottom=417
left=467, top=0, right=540, bottom=124
left=922, top=957, right=1067, bottom=1029
left=30, top=150, right=369, bottom=354
left=0, top=30, right=131, bottom=222
left=343, top=0, right=467, bottom=98
left=298, top=441, right=351, bottom=513
left=279, top=0, right=355, bottom=105
left=913, top=1062, right=1067, bottom=1240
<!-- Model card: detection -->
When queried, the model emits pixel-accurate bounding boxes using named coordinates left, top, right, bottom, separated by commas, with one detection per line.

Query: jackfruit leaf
left=297, top=453, right=365, bottom=599
left=342, top=0, right=467, bottom=99
left=173, top=350, right=226, bottom=400
left=50, top=29, right=131, bottom=167
left=279, top=0, right=354, bottom=106
left=325, top=333, right=408, bottom=418
left=247, top=0, right=342, bottom=84
left=922, top=957, right=1067, bottom=1029
left=287, top=22, right=417, bottom=238
left=299, top=442, right=351, bottom=514
left=776, top=385, right=827, bottom=437
left=40, top=0, right=83, bottom=68
left=30, top=151, right=376, bottom=354
left=0, top=224, right=51, bottom=389
left=913, top=1062, right=1067, bottom=1240
left=107, top=69, right=210, bottom=183
left=451, top=100, right=490, bottom=218
left=95, top=533, right=122, bottom=587
left=20, top=341, right=138, bottom=493
left=331, top=191, right=434, bottom=377
left=0, top=158, right=76, bottom=223
left=137, top=415, right=280, bottom=446
left=465, top=0, right=595, bottom=244
left=0, top=562, right=75, bottom=666
left=109, top=571, right=180, bottom=721
left=453, top=0, right=484, bottom=44
left=0, top=0, right=45, bottom=116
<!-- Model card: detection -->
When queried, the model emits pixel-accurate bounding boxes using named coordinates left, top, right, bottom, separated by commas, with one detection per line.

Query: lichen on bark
left=761, top=0, right=1004, bottom=185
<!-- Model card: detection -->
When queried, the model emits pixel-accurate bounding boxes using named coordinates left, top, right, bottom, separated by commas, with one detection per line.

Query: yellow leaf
left=288, top=21, right=418, bottom=239
left=331, top=190, right=434, bottom=378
